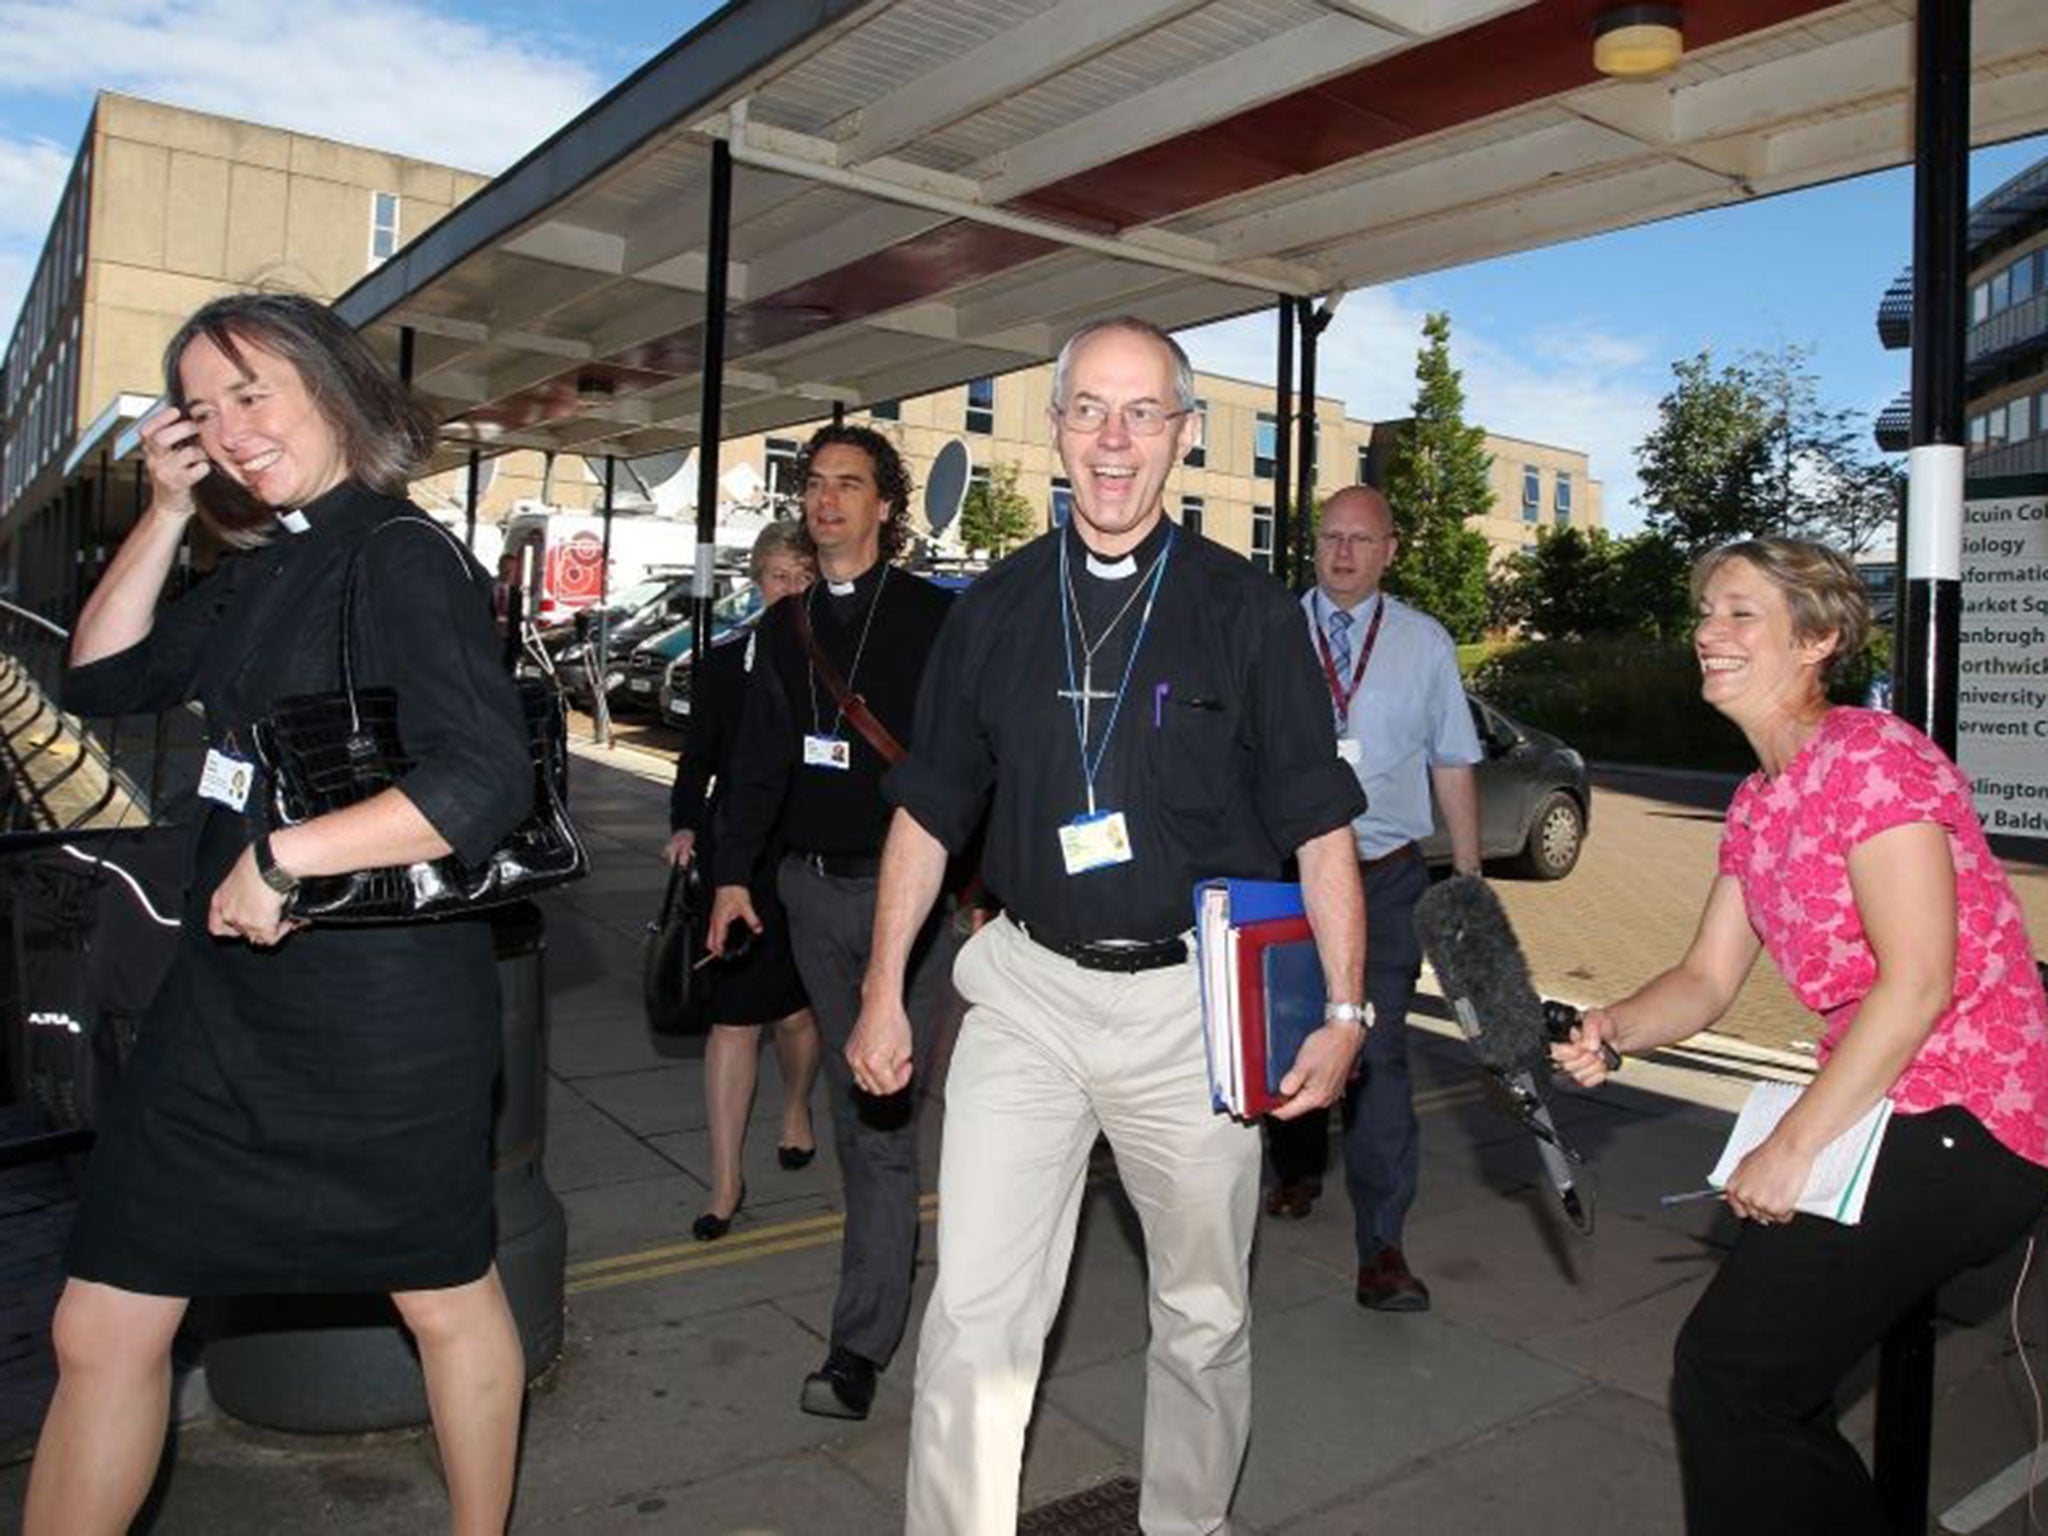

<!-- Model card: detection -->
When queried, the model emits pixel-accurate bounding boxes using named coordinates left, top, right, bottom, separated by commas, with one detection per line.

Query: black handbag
left=643, top=860, right=757, bottom=1036
left=251, top=517, right=590, bottom=923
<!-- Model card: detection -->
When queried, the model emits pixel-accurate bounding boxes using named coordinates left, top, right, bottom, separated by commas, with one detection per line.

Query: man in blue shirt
left=1268, top=484, right=1482, bottom=1312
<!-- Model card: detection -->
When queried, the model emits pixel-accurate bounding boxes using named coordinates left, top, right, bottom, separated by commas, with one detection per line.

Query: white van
left=500, top=504, right=702, bottom=627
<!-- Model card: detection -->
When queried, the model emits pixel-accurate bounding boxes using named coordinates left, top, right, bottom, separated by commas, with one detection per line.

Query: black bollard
left=202, top=903, right=566, bottom=1432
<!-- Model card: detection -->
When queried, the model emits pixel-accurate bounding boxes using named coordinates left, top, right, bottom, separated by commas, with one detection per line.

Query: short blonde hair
left=749, top=520, right=811, bottom=583
left=1690, top=536, right=1871, bottom=680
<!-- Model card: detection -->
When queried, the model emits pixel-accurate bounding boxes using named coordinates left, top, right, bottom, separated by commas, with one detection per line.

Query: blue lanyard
left=1059, top=528, right=1175, bottom=815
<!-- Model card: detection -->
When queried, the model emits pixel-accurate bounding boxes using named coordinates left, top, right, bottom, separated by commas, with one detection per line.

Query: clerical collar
left=821, top=557, right=885, bottom=601
left=1066, top=516, right=1170, bottom=582
left=277, top=510, right=311, bottom=535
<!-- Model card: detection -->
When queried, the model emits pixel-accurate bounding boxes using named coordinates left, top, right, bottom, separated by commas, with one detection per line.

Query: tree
left=1635, top=350, right=1773, bottom=555
left=1381, top=312, right=1495, bottom=641
left=1498, top=525, right=1693, bottom=641
left=1809, top=455, right=1902, bottom=558
left=958, top=461, right=1038, bottom=556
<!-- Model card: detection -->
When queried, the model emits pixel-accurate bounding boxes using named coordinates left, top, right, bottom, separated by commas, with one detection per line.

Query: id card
left=802, top=733, right=852, bottom=771
left=1336, top=736, right=1362, bottom=765
left=199, top=747, right=255, bottom=812
left=1058, top=809, right=1133, bottom=876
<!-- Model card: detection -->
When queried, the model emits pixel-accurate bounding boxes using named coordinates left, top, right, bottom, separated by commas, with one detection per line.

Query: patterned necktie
left=1327, top=606, right=1353, bottom=723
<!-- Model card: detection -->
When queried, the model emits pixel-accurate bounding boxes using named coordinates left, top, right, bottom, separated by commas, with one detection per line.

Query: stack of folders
left=1707, top=1079, right=1894, bottom=1224
left=1193, top=878, right=1327, bottom=1119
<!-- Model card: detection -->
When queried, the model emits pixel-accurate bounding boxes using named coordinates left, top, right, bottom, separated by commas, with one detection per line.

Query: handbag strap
left=330, top=513, right=503, bottom=716
left=788, top=593, right=908, bottom=767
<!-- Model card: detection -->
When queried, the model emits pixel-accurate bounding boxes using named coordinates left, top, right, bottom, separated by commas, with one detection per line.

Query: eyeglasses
left=1317, top=531, right=1395, bottom=551
left=1053, top=398, right=1189, bottom=436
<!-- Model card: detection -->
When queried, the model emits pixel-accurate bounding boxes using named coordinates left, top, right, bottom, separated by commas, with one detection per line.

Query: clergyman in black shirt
left=707, top=424, right=957, bottom=1423
left=850, top=318, right=1369, bottom=1532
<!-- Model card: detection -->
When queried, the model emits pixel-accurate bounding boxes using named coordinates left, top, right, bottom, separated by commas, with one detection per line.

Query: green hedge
left=1469, top=635, right=1892, bottom=773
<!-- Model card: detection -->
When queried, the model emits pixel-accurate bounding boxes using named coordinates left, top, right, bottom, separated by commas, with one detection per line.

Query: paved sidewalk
left=1, top=745, right=2044, bottom=1533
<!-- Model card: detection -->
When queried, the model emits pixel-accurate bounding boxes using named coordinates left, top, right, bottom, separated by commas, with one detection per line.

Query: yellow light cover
left=1594, top=22, right=1683, bottom=78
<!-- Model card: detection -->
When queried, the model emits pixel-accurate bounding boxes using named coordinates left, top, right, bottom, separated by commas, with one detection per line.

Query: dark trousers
left=777, top=857, right=959, bottom=1370
left=1674, top=1104, right=2048, bottom=1534
left=1267, top=849, right=1427, bottom=1259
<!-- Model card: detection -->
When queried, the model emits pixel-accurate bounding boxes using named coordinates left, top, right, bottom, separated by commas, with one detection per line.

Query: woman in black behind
left=27, top=293, right=532, bottom=1535
left=664, top=521, right=820, bottom=1239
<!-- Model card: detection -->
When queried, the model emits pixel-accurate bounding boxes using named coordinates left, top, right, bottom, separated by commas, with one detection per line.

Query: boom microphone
left=1413, top=875, right=1609, bottom=1235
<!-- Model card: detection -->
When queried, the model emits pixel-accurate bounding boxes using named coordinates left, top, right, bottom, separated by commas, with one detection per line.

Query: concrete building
left=1875, top=153, right=2048, bottom=482
left=0, top=93, right=493, bottom=618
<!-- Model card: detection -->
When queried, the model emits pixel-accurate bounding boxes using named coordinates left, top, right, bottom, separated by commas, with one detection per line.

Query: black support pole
left=398, top=325, right=416, bottom=386
left=692, top=138, right=734, bottom=682
left=1876, top=4, right=1968, bottom=1532
left=464, top=447, right=481, bottom=550
left=832, top=400, right=846, bottom=427
left=592, top=454, right=618, bottom=750
left=1296, top=296, right=1334, bottom=592
left=1274, top=298, right=1295, bottom=582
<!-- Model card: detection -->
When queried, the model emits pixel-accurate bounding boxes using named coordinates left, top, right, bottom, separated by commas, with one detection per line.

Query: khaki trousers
left=905, top=916, right=1261, bottom=1535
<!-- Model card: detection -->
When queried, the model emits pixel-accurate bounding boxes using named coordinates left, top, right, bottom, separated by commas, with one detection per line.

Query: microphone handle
left=1512, top=1068, right=1595, bottom=1236
left=1542, top=999, right=1622, bottom=1073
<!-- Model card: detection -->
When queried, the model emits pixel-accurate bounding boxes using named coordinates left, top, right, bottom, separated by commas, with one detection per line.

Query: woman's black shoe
left=778, top=1143, right=817, bottom=1170
left=693, top=1183, right=743, bottom=1241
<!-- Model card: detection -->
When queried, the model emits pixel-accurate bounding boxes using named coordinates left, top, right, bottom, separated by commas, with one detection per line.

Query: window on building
left=1357, top=445, right=1373, bottom=486
left=1251, top=505, right=1274, bottom=571
left=1969, top=412, right=1988, bottom=453
left=764, top=436, right=801, bottom=502
left=369, top=192, right=401, bottom=264
left=1180, top=494, right=1203, bottom=536
left=1521, top=464, right=1541, bottom=521
left=1051, top=475, right=1074, bottom=529
left=1184, top=399, right=1207, bottom=468
left=1992, top=267, right=2012, bottom=314
left=1554, top=470, right=1572, bottom=525
left=867, top=399, right=900, bottom=421
left=1972, top=282, right=1991, bottom=324
left=2011, top=394, right=2033, bottom=444
left=1987, top=404, right=2009, bottom=449
left=965, top=377, right=994, bottom=434
left=2014, top=252, right=2039, bottom=305
left=1254, top=413, right=1278, bottom=479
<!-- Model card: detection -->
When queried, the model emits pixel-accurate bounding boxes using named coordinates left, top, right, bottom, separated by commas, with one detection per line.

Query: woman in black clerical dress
left=26, top=294, right=532, bottom=1536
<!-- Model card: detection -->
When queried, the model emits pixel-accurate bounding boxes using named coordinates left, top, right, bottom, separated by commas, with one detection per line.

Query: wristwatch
left=253, top=834, right=300, bottom=896
left=1324, top=1000, right=1374, bottom=1029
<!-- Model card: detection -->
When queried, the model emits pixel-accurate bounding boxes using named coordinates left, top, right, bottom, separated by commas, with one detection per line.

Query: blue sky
left=2, top=0, right=2042, bottom=532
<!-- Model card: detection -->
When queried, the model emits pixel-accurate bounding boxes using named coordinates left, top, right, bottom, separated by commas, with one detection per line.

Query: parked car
left=618, top=583, right=766, bottom=714
left=1419, top=693, right=1590, bottom=880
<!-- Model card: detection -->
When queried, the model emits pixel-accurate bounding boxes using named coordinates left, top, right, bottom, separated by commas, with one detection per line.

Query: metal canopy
left=334, top=0, right=2048, bottom=470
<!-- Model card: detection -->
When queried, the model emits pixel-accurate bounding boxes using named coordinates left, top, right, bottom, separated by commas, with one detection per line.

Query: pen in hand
left=1660, top=1187, right=1724, bottom=1207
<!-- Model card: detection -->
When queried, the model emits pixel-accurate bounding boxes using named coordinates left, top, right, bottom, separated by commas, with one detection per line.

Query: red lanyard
left=1315, top=594, right=1384, bottom=722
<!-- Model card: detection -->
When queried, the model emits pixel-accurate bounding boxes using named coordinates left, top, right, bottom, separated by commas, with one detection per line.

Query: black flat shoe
left=777, top=1143, right=817, bottom=1170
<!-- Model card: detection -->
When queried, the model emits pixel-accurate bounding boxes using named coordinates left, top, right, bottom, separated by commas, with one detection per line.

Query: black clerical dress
left=887, top=518, right=1364, bottom=947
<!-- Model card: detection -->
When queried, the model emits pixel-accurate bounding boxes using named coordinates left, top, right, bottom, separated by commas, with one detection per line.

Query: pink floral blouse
left=1719, top=708, right=2048, bottom=1166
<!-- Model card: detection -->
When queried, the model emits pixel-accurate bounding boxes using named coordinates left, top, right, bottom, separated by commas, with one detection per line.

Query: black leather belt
left=789, top=850, right=882, bottom=879
left=1015, top=919, right=1188, bottom=973
left=1361, top=841, right=1420, bottom=872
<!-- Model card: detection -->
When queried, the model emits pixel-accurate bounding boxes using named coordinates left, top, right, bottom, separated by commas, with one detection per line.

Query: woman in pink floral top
left=1553, top=537, right=2048, bottom=1534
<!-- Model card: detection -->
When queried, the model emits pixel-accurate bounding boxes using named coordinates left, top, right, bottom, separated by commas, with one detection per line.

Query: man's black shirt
left=886, top=519, right=1364, bottom=946
left=713, top=560, right=953, bottom=884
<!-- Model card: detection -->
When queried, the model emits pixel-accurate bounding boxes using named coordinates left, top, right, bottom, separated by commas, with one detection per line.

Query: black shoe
left=777, top=1143, right=817, bottom=1170
left=693, top=1183, right=744, bottom=1242
left=799, top=1347, right=877, bottom=1420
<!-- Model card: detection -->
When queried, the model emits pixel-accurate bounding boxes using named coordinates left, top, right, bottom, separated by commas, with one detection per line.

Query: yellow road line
left=568, top=1083, right=1493, bottom=1295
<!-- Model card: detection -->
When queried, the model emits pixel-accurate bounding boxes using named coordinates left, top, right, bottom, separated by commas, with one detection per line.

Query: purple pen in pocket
left=1154, top=681, right=1169, bottom=727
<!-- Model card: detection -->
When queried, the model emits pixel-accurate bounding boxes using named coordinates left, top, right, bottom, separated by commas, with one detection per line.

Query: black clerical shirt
left=713, top=559, right=954, bottom=886
left=886, top=518, right=1364, bottom=946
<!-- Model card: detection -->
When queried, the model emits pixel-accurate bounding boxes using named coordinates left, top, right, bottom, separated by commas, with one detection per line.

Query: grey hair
left=1050, top=316, right=1197, bottom=413
left=749, top=519, right=812, bottom=583
left=163, top=292, right=438, bottom=548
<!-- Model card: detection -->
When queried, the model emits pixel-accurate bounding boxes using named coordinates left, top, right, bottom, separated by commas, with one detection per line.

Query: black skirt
left=66, top=818, right=501, bottom=1296
left=699, top=844, right=808, bottom=1027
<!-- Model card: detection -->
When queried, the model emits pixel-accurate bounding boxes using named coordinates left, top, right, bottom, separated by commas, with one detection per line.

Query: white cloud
left=1182, top=288, right=1664, bottom=532
left=0, top=134, right=70, bottom=242
left=0, top=0, right=603, bottom=174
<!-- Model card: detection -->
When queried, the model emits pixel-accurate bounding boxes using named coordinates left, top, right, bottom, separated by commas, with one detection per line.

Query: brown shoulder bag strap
left=788, top=593, right=909, bottom=767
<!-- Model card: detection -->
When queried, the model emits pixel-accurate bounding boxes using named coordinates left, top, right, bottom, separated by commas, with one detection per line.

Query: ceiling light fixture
left=1593, top=4, right=1683, bottom=79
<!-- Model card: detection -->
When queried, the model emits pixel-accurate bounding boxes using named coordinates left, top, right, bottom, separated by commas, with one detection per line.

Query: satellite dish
left=925, top=439, right=972, bottom=535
